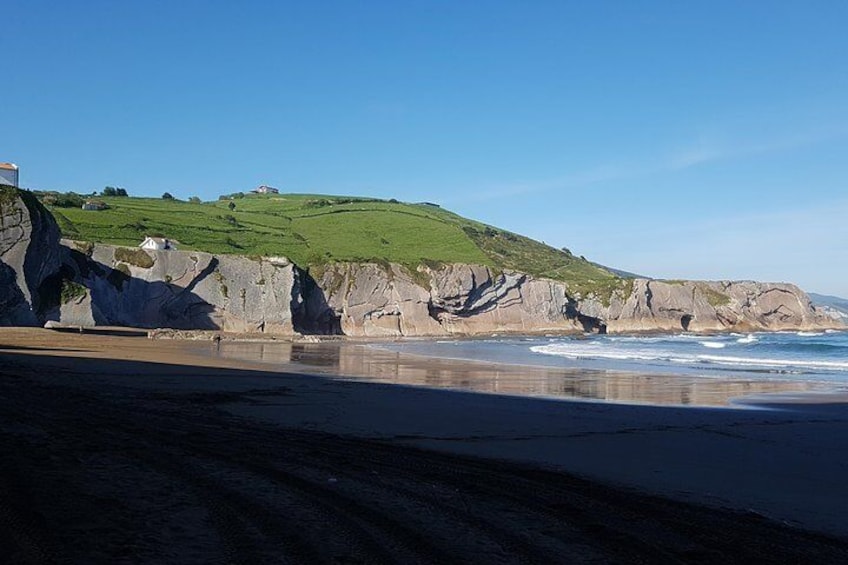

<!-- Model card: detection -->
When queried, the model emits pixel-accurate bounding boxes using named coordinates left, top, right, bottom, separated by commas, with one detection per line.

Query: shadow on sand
left=0, top=346, right=846, bottom=563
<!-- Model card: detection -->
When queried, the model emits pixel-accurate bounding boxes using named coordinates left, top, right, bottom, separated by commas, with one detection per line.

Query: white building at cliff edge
left=140, top=236, right=177, bottom=251
left=0, top=163, right=19, bottom=187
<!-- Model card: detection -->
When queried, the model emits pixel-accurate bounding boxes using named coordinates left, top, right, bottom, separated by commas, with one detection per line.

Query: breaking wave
left=530, top=331, right=848, bottom=375
left=378, top=331, right=848, bottom=386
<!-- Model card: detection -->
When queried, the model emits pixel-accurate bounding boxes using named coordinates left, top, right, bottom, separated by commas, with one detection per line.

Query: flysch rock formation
left=305, top=262, right=442, bottom=337
left=0, top=187, right=63, bottom=325
left=589, top=278, right=833, bottom=333
left=0, top=185, right=841, bottom=336
left=313, top=263, right=839, bottom=337
left=309, top=263, right=586, bottom=336
left=56, top=242, right=302, bottom=334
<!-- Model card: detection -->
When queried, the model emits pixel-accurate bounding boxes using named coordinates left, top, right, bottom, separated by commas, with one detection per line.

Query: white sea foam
left=529, top=344, right=673, bottom=362
left=797, top=331, right=824, bottom=337
left=736, top=334, right=758, bottom=344
left=530, top=338, right=848, bottom=373
left=697, top=354, right=848, bottom=371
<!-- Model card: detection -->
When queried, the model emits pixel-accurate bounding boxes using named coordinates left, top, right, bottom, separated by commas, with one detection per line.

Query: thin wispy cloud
left=664, top=144, right=724, bottom=170
left=445, top=125, right=848, bottom=206
left=665, top=126, right=848, bottom=171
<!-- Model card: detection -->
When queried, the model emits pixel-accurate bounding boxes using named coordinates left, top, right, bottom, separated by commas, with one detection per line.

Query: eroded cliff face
left=306, top=263, right=442, bottom=336
left=0, top=187, right=838, bottom=336
left=595, top=279, right=831, bottom=333
left=0, top=187, right=63, bottom=325
left=46, top=253, right=842, bottom=336
left=54, top=243, right=302, bottom=334
left=428, top=264, right=578, bottom=334
left=313, top=263, right=838, bottom=337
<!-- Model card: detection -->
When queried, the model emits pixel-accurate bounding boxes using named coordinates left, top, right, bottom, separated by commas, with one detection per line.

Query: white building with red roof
left=0, top=163, right=19, bottom=187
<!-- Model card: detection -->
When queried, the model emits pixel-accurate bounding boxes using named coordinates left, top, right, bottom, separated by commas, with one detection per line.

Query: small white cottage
left=0, top=162, right=19, bottom=187
left=139, top=236, right=176, bottom=251
left=82, top=200, right=108, bottom=211
left=252, top=185, right=279, bottom=194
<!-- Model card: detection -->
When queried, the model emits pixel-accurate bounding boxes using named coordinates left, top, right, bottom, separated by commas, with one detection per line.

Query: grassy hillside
left=49, top=193, right=625, bottom=298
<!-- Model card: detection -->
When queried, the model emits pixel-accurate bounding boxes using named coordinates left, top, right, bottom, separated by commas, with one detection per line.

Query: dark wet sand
left=1, top=328, right=847, bottom=563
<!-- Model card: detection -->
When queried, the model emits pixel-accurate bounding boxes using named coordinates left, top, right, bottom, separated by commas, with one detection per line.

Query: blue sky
left=4, top=1, right=848, bottom=296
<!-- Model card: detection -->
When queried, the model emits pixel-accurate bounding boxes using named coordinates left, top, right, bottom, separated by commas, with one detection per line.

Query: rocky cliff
left=308, top=263, right=579, bottom=336
left=54, top=242, right=303, bottom=333
left=1, top=187, right=839, bottom=336
left=310, top=263, right=838, bottom=336
left=577, top=278, right=832, bottom=333
left=0, top=186, right=63, bottom=325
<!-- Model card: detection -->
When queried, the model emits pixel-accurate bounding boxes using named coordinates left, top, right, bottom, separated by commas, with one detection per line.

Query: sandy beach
left=1, top=328, right=847, bottom=563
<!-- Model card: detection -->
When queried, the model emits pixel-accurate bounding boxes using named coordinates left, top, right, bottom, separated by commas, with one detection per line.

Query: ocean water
left=212, top=331, right=848, bottom=406
left=376, top=330, right=848, bottom=386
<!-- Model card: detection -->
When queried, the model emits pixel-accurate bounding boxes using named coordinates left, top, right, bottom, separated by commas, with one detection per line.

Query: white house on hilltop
left=140, top=236, right=177, bottom=251
left=0, top=162, right=19, bottom=187
left=82, top=200, right=108, bottom=211
left=252, top=185, right=279, bottom=194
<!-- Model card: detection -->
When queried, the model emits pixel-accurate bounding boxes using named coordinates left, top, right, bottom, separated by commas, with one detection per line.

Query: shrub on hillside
left=61, top=279, right=87, bottom=304
left=102, top=186, right=127, bottom=197
left=34, top=191, right=85, bottom=208
left=115, top=247, right=154, bottom=269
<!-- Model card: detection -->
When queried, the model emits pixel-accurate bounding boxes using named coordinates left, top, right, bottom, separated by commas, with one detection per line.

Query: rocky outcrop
left=54, top=251, right=830, bottom=337
left=598, top=279, right=831, bottom=333
left=53, top=243, right=303, bottom=334
left=0, top=187, right=838, bottom=336
left=809, top=293, right=848, bottom=325
left=0, top=186, right=63, bottom=325
left=313, top=263, right=838, bottom=337
left=816, top=305, right=848, bottom=325
left=307, top=263, right=442, bottom=336
left=427, top=264, right=583, bottom=334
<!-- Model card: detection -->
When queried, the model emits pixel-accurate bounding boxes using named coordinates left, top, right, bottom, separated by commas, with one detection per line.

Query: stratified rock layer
left=0, top=187, right=839, bottom=335
left=0, top=187, right=63, bottom=325
left=314, top=263, right=837, bottom=336
left=55, top=243, right=302, bottom=333
left=599, top=279, right=829, bottom=333
left=307, top=263, right=442, bottom=336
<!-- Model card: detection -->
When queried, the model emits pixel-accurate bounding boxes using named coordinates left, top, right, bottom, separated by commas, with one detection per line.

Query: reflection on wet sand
left=213, top=342, right=823, bottom=407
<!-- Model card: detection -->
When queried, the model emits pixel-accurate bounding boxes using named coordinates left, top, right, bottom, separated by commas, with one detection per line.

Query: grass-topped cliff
left=47, top=192, right=626, bottom=299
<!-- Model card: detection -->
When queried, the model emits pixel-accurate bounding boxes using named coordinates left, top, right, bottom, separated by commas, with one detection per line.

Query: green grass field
left=50, top=193, right=626, bottom=298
